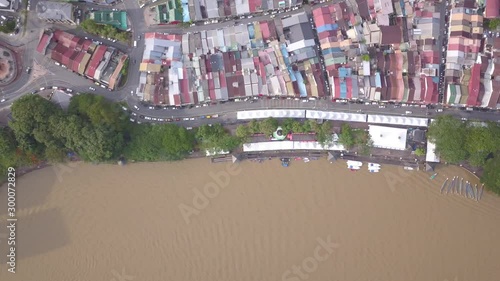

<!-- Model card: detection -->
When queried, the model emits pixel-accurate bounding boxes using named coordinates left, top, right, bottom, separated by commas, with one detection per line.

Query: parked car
left=89, top=87, right=96, bottom=91
left=405, top=111, right=412, bottom=114
left=436, top=108, right=443, bottom=112
left=183, top=117, right=189, bottom=121
left=0, top=98, right=6, bottom=103
left=133, top=105, right=140, bottom=110
left=145, top=116, right=152, bottom=120
left=26, top=67, right=31, bottom=74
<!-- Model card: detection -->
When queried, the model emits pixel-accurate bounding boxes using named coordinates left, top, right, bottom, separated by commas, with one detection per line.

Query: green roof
left=155, top=2, right=183, bottom=23
left=89, top=11, right=128, bottom=30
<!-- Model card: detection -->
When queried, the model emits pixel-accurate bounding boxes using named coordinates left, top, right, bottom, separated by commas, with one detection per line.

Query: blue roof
left=339, top=67, right=351, bottom=78
left=317, top=23, right=338, bottom=33
left=340, top=81, right=347, bottom=98
left=375, top=72, right=382, bottom=88
left=295, top=71, right=307, bottom=97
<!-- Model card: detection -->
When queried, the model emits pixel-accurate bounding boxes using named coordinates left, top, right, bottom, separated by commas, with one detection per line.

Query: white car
left=436, top=109, right=443, bottom=112
left=189, top=117, right=195, bottom=121
left=145, top=116, right=152, bottom=120
left=0, top=98, right=6, bottom=103
left=183, top=117, right=189, bottom=121
left=131, top=112, right=137, bottom=116
left=405, top=111, right=412, bottom=114
left=133, top=105, right=140, bottom=110
left=89, top=87, right=96, bottom=91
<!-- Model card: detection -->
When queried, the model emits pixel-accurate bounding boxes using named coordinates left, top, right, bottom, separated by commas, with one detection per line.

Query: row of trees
left=428, top=115, right=500, bottom=194
left=80, top=19, right=130, bottom=42
left=0, top=94, right=197, bottom=173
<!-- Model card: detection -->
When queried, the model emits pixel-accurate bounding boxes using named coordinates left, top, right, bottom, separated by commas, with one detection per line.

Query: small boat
left=403, top=166, right=414, bottom=170
left=368, top=163, right=381, bottom=168
left=479, top=184, right=484, bottom=200
left=440, top=178, right=449, bottom=194
left=474, top=184, right=479, bottom=201
left=459, top=178, right=463, bottom=195
left=369, top=169, right=380, bottom=173
left=348, top=165, right=361, bottom=170
left=430, top=173, right=438, bottom=180
left=303, top=158, right=310, bottom=163
left=447, top=177, right=455, bottom=194
left=281, top=158, right=290, bottom=167
left=347, top=160, right=363, bottom=167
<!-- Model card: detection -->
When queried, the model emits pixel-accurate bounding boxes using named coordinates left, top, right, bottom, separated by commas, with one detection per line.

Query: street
left=0, top=0, right=499, bottom=126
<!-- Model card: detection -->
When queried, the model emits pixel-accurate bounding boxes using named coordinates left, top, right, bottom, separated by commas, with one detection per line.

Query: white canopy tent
left=369, top=125, right=408, bottom=150
left=237, top=110, right=306, bottom=120
left=242, top=141, right=345, bottom=152
left=367, top=114, right=428, bottom=127
left=306, top=110, right=367, bottom=122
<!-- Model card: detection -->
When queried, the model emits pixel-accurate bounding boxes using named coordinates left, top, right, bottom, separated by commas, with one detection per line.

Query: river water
left=1, top=159, right=499, bottom=281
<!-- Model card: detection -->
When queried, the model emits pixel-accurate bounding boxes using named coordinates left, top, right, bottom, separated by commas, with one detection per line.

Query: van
left=134, top=40, right=137, bottom=47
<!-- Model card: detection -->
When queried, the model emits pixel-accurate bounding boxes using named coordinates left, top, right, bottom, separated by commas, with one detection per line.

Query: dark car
left=175, top=118, right=181, bottom=121
left=139, top=115, right=144, bottom=119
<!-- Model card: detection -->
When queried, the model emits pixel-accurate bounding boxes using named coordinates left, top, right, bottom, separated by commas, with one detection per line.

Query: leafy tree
left=196, top=124, right=240, bottom=154
left=80, top=19, right=130, bottom=42
left=338, top=124, right=355, bottom=149
left=248, top=119, right=260, bottom=134
left=125, top=124, right=195, bottom=161
left=292, top=120, right=305, bottom=133
left=259, top=117, right=278, bottom=136
left=235, top=124, right=251, bottom=141
left=487, top=18, right=500, bottom=30
left=414, top=148, right=426, bottom=157
left=427, top=115, right=468, bottom=163
left=465, top=123, right=500, bottom=166
left=0, top=127, right=18, bottom=168
left=316, top=121, right=333, bottom=146
left=69, top=94, right=128, bottom=132
left=481, top=155, right=500, bottom=195
left=280, top=118, right=295, bottom=134
left=9, top=95, right=63, bottom=155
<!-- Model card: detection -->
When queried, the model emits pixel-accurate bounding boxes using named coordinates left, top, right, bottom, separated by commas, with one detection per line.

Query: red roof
left=71, top=52, right=86, bottom=73
left=180, top=69, right=191, bottom=104
left=313, top=7, right=333, bottom=27
left=173, top=94, right=181, bottom=106
left=61, top=48, right=75, bottom=67
left=50, top=44, right=67, bottom=64
left=424, top=77, right=437, bottom=103
left=36, top=34, right=51, bottom=53
left=85, top=45, right=107, bottom=78
left=467, top=63, right=481, bottom=106
left=260, top=21, right=270, bottom=40
left=249, top=0, right=261, bottom=13
left=485, top=0, right=500, bottom=18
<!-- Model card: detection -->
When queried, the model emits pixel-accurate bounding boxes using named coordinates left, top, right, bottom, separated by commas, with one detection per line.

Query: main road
left=0, top=0, right=499, bottom=126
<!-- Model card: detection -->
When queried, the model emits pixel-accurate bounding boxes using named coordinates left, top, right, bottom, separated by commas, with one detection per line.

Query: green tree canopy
left=338, top=124, right=355, bottom=149
left=259, top=117, right=278, bottom=136
left=465, top=123, right=500, bottom=166
left=481, top=155, right=500, bottom=194
left=196, top=124, right=241, bottom=154
left=9, top=95, right=64, bottom=154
